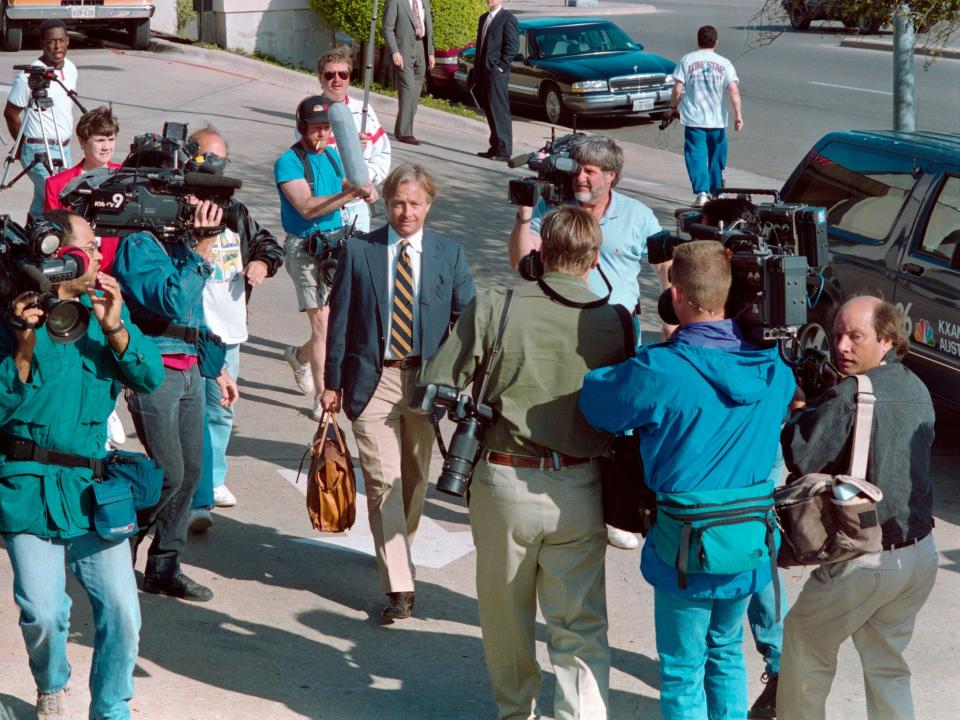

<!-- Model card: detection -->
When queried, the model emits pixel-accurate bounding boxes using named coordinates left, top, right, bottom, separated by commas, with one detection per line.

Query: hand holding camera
left=86, top=272, right=124, bottom=332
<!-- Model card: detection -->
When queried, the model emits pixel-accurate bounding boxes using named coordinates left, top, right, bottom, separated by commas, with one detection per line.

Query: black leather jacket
left=231, top=202, right=284, bottom=302
left=781, top=353, right=935, bottom=546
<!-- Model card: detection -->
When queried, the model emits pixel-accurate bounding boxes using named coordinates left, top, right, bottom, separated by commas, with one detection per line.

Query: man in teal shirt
left=0, top=210, right=163, bottom=720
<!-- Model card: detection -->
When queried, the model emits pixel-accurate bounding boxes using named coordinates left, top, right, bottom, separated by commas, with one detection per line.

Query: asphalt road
left=565, top=0, right=960, bottom=182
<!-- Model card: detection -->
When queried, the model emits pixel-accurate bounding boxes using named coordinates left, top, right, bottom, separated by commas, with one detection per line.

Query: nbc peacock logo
left=913, top=319, right=936, bottom=346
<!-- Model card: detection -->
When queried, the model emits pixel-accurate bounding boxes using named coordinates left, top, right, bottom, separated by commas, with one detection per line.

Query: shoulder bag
left=774, top=374, right=884, bottom=567
left=299, top=411, right=357, bottom=533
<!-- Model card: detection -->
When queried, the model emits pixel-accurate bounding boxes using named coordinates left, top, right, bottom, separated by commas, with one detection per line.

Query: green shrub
left=310, top=0, right=485, bottom=50
left=176, top=0, right=195, bottom=34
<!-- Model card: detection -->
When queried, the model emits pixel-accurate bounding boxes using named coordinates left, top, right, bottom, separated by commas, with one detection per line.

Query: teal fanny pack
left=653, top=480, right=779, bottom=589
left=91, top=450, right=164, bottom=542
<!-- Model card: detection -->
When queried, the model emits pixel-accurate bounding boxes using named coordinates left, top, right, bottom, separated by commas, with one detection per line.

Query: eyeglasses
left=323, top=70, right=350, bottom=81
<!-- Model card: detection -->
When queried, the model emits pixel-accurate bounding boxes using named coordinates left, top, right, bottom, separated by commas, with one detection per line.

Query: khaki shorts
left=284, top=233, right=332, bottom=311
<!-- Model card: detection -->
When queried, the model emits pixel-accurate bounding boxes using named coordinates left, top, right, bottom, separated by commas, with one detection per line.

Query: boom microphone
left=326, top=99, right=369, bottom=188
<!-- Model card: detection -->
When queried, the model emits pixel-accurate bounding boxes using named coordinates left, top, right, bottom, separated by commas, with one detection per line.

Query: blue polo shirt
left=531, top=190, right=663, bottom=311
left=274, top=145, right=345, bottom=237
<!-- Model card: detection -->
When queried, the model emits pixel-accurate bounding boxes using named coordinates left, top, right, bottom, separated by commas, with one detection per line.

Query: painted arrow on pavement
left=276, top=467, right=476, bottom=569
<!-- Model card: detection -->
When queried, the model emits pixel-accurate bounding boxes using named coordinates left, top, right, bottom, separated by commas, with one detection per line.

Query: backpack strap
left=289, top=144, right=342, bottom=195
left=847, top=374, right=876, bottom=480
left=611, top=303, right=637, bottom=360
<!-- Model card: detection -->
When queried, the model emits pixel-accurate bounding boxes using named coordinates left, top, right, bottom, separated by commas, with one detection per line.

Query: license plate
left=632, top=98, right=655, bottom=112
left=70, top=6, right=96, bottom=19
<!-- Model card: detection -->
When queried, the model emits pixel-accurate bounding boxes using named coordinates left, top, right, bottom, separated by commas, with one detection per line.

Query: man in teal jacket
left=0, top=210, right=163, bottom=720
left=579, top=241, right=795, bottom=720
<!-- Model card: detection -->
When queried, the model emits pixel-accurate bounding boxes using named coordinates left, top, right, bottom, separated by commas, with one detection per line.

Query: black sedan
left=455, top=17, right=676, bottom=126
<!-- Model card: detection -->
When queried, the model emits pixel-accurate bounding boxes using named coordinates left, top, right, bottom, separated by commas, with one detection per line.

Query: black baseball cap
left=297, top=95, right=330, bottom=126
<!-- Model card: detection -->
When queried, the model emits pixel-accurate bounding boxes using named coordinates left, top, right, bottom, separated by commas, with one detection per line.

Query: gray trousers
left=394, top=40, right=426, bottom=137
left=778, top=534, right=938, bottom=720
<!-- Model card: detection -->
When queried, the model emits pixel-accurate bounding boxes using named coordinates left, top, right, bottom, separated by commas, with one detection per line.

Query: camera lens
left=43, top=297, right=90, bottom=344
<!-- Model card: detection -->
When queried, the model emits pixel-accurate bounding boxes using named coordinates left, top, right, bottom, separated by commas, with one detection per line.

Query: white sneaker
left=311, top=394, right=325, bottom=422
left=36, top=688, right=68, bottom=720
left=213, top=485, right=237, bottom=508
left=107, top=410, right=126, bottom=446
left=188, top=508, right=213, bottom=534
left=284, top=345, right=315, bottom=396
left=693, top=192, right=710, bottom=208
left=606, top=525, right=639, bottom=550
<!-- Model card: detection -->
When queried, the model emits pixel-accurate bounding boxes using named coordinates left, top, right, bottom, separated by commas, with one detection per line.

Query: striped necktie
left=390, top=240, right=414, bottom=358
left=412, top=0, right=425, bottom=38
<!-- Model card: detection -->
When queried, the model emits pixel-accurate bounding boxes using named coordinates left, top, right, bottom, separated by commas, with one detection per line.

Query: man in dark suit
left=382, top=0, right=435, bottom=145
left=321, top=163, right=474, bottom=622
left=469, top=0, right=519, bottom=161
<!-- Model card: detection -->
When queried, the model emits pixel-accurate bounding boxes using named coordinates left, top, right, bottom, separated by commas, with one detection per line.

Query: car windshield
left=533, top=23, right=640, bottom=59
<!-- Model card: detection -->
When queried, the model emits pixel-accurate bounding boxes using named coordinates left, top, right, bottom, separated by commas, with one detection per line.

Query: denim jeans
left=654, top=588, right=751, bottom=720
left=3, top=531, right=139, bottom=720
left=20, top=141, right=71, bottom=218
left=683, top=127, right=727, bottom=196
left=193, top=344, right=240, bottom=509
left=127, top=364, right=204, bottom=579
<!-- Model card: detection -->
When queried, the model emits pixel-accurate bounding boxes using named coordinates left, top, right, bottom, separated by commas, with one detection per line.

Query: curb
left=840, top=38, right=960, bottom=59
left=512, top=2, right=656, bottom=17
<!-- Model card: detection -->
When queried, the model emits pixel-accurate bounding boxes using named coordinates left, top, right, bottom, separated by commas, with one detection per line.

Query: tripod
left=1, top=69, right=88, bottom=193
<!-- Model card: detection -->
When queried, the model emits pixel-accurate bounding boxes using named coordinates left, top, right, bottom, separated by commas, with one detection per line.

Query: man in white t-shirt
left=3, top=19, right=78, bottom=218
left=668, top=25, right=742, bottom=208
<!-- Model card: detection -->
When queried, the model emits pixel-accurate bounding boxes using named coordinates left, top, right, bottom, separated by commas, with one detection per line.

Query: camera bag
left=299, top=411, right=357, bottom=533
left=774, top=374, right=884, bottom=567
left=91, top=476, right=138, bottom=542
left=104, top=449, right=164, bottom=511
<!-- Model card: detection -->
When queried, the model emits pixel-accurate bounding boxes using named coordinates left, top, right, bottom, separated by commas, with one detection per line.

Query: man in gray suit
left=321, top=164, right=474, bottom=622
left=382, top=0, right=435, bottom=145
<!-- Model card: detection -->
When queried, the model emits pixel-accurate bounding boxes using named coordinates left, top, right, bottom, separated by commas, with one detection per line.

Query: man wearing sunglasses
left=316, top=46, right=392, bottom=233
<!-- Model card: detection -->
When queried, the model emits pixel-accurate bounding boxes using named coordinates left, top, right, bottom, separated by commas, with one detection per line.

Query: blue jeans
left=20, top=141, right=71, bottom=217
left=683, top=127, right=727, bottom=196
left=193, top=344, right=240, bottom=509
left=3, top=531, right=139, bottom=720
left=127, top=364, right=205, bottom=579
left=654, top=588, right=750, bottom=720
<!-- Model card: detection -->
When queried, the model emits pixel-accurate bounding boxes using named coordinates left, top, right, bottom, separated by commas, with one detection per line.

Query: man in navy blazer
left=322, top=163, right=474, bottom=621
left=469, top=0, right=519, bottom=161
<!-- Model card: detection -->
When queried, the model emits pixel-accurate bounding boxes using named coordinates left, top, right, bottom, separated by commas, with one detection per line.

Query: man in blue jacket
left=579, top=241, right=795, bottom=719
left=113, top=200, right=239, bottom=602
left=0, top=210, right=163, bottom=720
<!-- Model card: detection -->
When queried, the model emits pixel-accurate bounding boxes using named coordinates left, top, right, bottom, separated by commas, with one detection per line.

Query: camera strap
left=536, top=265, right=612, bottom=309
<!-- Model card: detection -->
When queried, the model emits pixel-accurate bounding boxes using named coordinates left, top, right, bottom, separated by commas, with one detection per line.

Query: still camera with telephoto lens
left=304, top=219, right=360, bottom=287
left=0, top=215, right=91, bottom=343
left=61, top=122, right=244, bottom=243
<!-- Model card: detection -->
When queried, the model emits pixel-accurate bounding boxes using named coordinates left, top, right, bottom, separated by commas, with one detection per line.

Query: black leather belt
left=136, top=319, right=200, bottom=344
left=485, top=450, right=589, bottom=470
left=23, top=138, right=53, bottom=145
left=882, top=529, right=931, bottom=552
left=0, top=434, right=104, bottom=477
left=383, top=356, right=422, bottom=370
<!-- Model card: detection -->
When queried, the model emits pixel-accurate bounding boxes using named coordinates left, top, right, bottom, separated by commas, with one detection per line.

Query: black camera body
left=62, top=122, right=243, bottom=243
left=0, top=215, right=90, bottom=343
left=13, top=64, right=55, bottom=99
left=304, top=222, right=359, bottom=287
left=418, top=383, right=496, bottom=497
left=507, top=131, right=585, bottom=208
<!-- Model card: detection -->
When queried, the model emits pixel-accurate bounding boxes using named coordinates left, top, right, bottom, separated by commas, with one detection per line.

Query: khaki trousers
left=352, top=366, right=434, bottom=593
left=778, top=534, right=938, bottom=720
left=470, top=459, right=610, bottom=720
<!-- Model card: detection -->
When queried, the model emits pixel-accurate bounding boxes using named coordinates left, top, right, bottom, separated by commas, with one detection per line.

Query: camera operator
left=181, top=126, right=284, bottom=528
left=777, top=296, right=937, bottom=720
left=111, top=194, right=240, bottom=603
left=3, top=19, right=78, bottom=218
left=0, top=210, right=163, bottom=720
left=579, top=241, right=795, bottom=720
left=275, top=95, right=372, bottom=420
left=421, top=205, right=632, bottom=719
left=509, top=134, right=669, bottom=551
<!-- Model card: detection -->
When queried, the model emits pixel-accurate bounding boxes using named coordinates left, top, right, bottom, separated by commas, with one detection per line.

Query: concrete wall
left=192, top=0, right=335, bottom=71
left=151, top=0, right=178, bottom=35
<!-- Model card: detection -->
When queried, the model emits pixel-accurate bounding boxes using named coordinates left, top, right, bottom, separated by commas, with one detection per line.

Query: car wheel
left=541, top=84, right=571, bottom=127
left=788, top=2, right=812, bottom=31
left=128, top=18, right=150, bottom=50
left=857, top=16, right=882, bottom=35
left=1, top=6, right=22, bottom=53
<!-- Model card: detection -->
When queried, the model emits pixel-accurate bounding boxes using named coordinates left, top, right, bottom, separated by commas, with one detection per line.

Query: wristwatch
left=103, top=320, right=125, bottom=336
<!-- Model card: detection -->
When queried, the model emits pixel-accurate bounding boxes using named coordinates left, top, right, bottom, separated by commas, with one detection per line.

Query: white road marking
left=809, top=81, right=893, bottom=96
left=277, top=467, right=476, bottom=568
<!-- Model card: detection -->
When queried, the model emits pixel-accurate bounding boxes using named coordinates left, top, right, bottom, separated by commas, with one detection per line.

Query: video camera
left=304, top=219, right=360, bottom=287
left=507, top=129, right=585, bottom=208
left=61, top=122, right=243, bottom=243
left=649, top=189, right=828, bottom=345
left=416, top=383, right=496, bottom=497
left=0, top=215, right=90, bottom=343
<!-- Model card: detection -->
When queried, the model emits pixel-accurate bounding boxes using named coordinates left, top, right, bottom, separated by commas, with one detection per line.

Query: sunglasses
left=323, top=70, right=350, bottom=81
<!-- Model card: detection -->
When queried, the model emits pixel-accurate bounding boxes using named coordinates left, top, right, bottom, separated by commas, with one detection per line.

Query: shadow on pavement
left=0, top=694, right=33, bottom=720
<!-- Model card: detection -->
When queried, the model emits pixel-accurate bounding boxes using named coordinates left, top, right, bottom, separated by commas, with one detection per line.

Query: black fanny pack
left=136, top=318, right=226, bottom=379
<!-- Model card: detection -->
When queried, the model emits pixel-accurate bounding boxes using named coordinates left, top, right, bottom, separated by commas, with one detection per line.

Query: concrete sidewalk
left=0, top=34, right=958, bottom=720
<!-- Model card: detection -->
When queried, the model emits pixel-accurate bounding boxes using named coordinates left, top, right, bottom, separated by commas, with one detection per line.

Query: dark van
left=781, top=130, right=960, bottom=411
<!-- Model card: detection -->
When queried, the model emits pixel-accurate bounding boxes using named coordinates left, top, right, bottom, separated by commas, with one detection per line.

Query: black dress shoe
left=748, top=672, right=778, bottom=719
left=142, top=573, right=213, bottom=602
left=490, top=153, right=511, bottom=162
left=396, top=135, right=421, bottom=145
left=381, top=591, right=415, bottom=622
left=476, top=149, right=496, bottom=158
